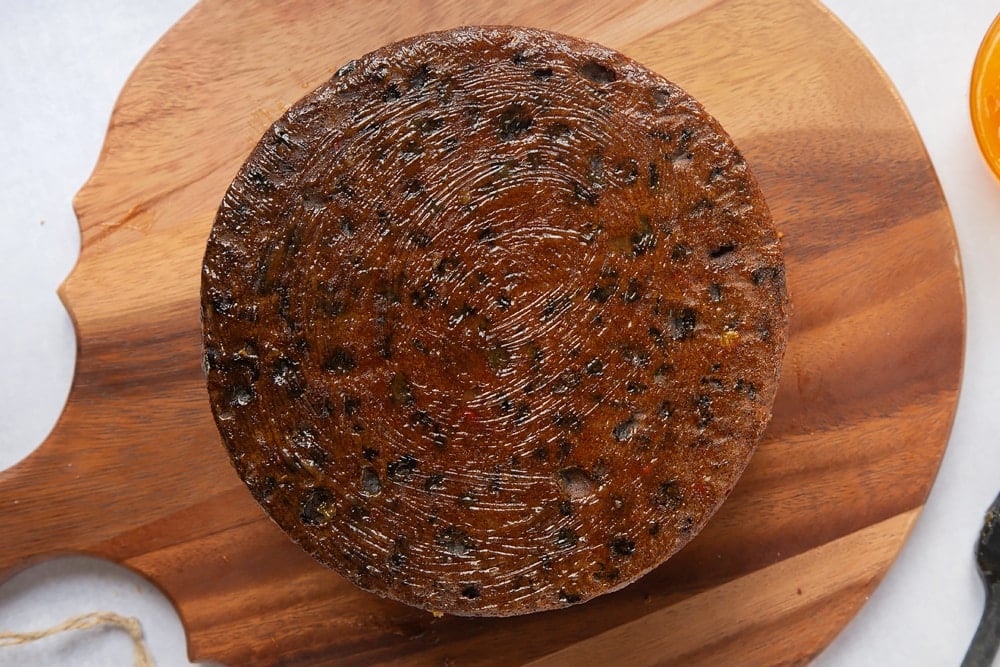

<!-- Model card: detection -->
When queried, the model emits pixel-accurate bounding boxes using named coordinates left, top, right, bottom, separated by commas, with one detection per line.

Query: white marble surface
left=1, top=1, right=998, bottom=664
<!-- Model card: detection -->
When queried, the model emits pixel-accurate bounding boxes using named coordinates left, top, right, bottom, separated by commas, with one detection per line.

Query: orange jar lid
left=972, top=13, right=1000, bottom=180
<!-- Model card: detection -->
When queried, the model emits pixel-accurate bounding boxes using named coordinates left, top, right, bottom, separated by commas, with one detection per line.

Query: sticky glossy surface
left=202, top=26, right=787, bottom=616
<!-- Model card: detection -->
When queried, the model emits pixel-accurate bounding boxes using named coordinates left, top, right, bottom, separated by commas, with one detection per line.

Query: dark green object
left=963, top=492, right=1000, bottom=667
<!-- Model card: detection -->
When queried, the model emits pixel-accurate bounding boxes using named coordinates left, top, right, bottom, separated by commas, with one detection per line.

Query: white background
left=1, top=1, right=998, bottom=665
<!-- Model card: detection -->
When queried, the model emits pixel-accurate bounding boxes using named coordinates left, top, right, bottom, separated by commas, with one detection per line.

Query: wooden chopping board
left=0, top=0, right=964, bottom=665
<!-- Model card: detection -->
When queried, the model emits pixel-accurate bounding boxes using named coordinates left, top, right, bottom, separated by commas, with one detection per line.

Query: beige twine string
left=0, top=611, right=154, bottom=667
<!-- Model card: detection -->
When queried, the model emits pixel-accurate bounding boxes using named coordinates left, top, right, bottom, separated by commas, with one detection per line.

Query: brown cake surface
left=202, top=26, right=788, bottom=616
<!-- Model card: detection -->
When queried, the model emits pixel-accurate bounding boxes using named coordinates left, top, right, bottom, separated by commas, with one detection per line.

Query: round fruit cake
left=201, top=25, right=788, bottom=616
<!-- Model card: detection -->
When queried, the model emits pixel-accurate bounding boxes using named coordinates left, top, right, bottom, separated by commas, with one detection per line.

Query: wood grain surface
left=0, top=0, right=964, bottom=665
